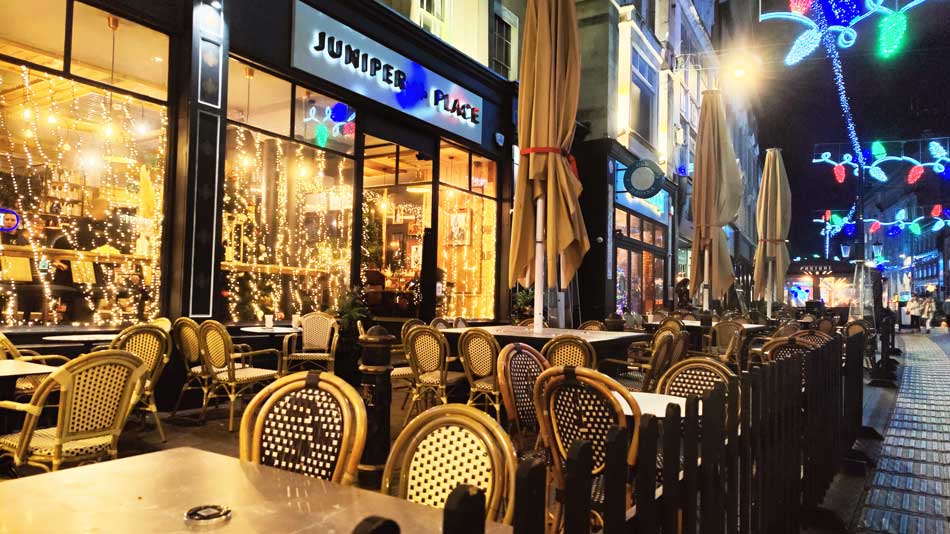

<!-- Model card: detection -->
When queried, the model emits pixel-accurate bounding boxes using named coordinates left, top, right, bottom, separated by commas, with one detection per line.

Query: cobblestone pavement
left=856, top=334, right=950, bottom=533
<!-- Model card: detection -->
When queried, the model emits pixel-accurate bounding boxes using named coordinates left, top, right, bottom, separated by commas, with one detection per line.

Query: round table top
left=239, top=326, right=301, bottom=334
left=41, top=334, right=117, bottom=342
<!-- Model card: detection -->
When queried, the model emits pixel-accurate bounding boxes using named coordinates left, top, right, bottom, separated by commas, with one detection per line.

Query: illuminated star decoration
left=813, top=138, right=950, bottom=184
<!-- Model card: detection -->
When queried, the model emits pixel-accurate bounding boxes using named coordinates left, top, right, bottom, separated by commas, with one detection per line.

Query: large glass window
left=0, top=0, right=67, bottom=70
left=616, top=247, right=629, bottom=314
left=0, top=59, right=168, bottom=325
left=293, top=87, right=355, bottom=155
left=227, top=58, right=291, bottom=137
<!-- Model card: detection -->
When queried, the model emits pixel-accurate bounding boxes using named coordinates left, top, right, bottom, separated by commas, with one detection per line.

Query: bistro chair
left=800, top=313, right=817, bottom=323
left=430, top=317, right=453, bottom=330
left=170, top=317, right=246, bottom=419
left=617, top=330, right=686, bottom=392
left=382, top=403, right=518, bottom=524
left=404, top=326, right=466, bottom=422
left=658, top=316, right=685, bottom=331
left=578, top=320, right=606, bottom=331
left=458, top=328, right=502, bottom=420
left=762, top=337, right=813, bottom=364
left=775, top=321, right=801, bottom=338
left=281, top=311, right=339, bottom=375
left=790, top=329, right=834, bottom=347
left=239, top=371, right=367, bottom=485
left=454, top=317, right=470, bottom=328
left=682, top=312, right=699, bottom=321
left=541, top=334, right=596, bottom=368
left=0, top=332, right=70, bottom=399
left=624, top=324, right=680, bottom=366
left=814, top=316, right=836, bottom=335
left=517, top=318, right=549, bottom=327
left=149, top=317, right=172, bottom=333
left=198, top=320, right=279, bottom=431
left=0, top=350, right=146, bottom=472
left=496, top=343, right=549, bottom=452
left=655, top=356, right=736, bottom=399
left=533, top=365, right=642, bottom=529
left=702, top=320, right=745, bottom=358
left=392, top=319, right=425, bottom=409
left=108, top=324, right=171, bottom=441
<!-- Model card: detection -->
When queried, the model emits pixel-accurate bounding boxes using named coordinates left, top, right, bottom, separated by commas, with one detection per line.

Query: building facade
left=0, top=0, right=517, bottom=327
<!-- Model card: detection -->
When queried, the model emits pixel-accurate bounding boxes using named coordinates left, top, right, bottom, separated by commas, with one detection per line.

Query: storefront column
left=169, top=0, right=229, bottom=319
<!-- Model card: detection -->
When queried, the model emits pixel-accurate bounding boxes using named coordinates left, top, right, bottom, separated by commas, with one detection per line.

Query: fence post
left=683, top=396, right=701, bottom=534
left=603, top=426, right=628, bottom=534
left=564, top=439, right=593, bottom=534
left=739, top=370, right=752, bottom=534
left=726, top=375, right=740, bottom=534
left=700, top=384, right=724, bottom=534
left=443, top=484, right=486, bottom=534
left=514, top=458, right=547, bottom=534
left=635, top=415, right=659, bottom=532
left=662, top=404, right=682, bottom=534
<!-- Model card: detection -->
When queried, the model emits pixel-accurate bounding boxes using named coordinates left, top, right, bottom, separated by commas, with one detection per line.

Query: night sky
left=750, top=0, right=950, bottom=258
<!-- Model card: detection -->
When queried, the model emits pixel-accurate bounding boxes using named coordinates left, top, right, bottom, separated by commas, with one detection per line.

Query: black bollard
left=357, top=325, right=396, bottom=489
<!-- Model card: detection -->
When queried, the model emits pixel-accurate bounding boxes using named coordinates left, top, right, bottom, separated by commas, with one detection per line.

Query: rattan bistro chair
left=458, top=328, right=503, bottom=420
left=239, top=371, right=367, bottom=485
left=616, top=330, right=678, bottom=392
left=541, top=334, right=596, bottom=368
left=281, top=312, right=339, bottom=375
left=430, top=317, right=453, bottom=330
left=655, top=357, right=736, bottom=398
left=815, top=316, right=836, bottom=335
left=497, top=343, right=549, bottom=452
left=392, top=319, right=425, bottom=408
left=171, top=317, right=245, bottom=419
left=382, top=403, right=518, bottom=524
left=108, top=324, right=171, bottom=441
left=0, top=332, right=70, bottom=398
left=533, top=366, right=642, bottom=528
left=404, top=326, right=466, bottom=422
left=198, top=321, right=279, bottom=431
left=701, top=320, right=745, bottom=362
left=517, top=318, right=549, bottom=327
left=578, top=320, right=607, bottom=331
left=0, top=350, right=146, bottom=472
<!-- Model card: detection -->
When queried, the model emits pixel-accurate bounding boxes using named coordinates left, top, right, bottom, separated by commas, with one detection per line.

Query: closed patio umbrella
left=689, top=90, right=741, bottom=309
left=752, top=148, right=792, bottom=319
left=508, top=0, right=589, bottom=332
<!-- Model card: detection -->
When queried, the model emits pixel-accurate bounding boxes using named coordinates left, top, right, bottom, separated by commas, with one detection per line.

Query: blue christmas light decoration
left=929, top=140, right=948, bottom=160
left=813, top=138, right=950, bottom=184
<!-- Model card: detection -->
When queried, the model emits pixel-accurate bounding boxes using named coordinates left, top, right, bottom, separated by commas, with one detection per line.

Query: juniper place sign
left=292, top=1, right=484, bottom=144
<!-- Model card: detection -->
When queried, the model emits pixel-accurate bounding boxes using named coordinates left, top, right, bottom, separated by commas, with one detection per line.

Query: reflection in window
left=438, top=187, right=496, bottom=319
left=222, top=125, right=353, bottom=322
left=71, top=3, right=170, bottom=100
left=294, top=87, right=355, bottom=155
left=0, top=0, right=66, bottom=70
left=472, top=154, right=497, bottom=196
left=0, top=60, right=167, bottom=325
left=227, top=57, right=291, bottom=136
left=440, top=143, right=469, bottom=189
left=643, top=251, right=655, bottom=313
left=630, top=250, right=642, bottom=314
left=614, top=209, right=628, bottom=237
left=616, top=248, right=629, bottom=314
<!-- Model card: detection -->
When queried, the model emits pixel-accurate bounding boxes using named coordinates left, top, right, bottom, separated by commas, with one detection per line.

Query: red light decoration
left=789, top=0, right=814, bottom=14
left=833, top=164, right=846, bottom=183
left=870, top=221, right=881, bottom=233
left=907, top=165, right=925, bottom=184
left=932, top=204, right=943, bottom=217
left=823, top=210, right=831, bottom=221
left=343, top=121, right=356, bottom=136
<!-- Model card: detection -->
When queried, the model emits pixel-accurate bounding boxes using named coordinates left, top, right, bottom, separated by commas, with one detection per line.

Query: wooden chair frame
left=655, top=356, right=736, bottom=398
left=0, top=350, right=146, bottom=471
left=281, top=311, right=339, bottom=375
left=239, top=371, right=366, bottom=485
left=171, top=317, right=209, bottom=418
left=382, top=403, right=518, bottom=524
left=496, top=343, right=549, bottom=451
left=578, top=320, right=606, bottom=331
left=404, top=326, right=464, bottom=422
left=0, top=331, right=70, bottom=398
left=109, top=324, right=171, bottom=441
left=541, top=335, right=596, bottom=368
left=430, top=317, right=453, bottom=330
left=458, top=328, right=503, bottom=420
left=198, top=320, right=279, bottom=431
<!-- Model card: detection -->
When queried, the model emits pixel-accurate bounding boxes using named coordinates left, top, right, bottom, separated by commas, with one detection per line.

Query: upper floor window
left=630, top=45, right=658, bottom=146
left=416, top=0, right=447, bottom=35
left=490, top=8, right=519, bottom=80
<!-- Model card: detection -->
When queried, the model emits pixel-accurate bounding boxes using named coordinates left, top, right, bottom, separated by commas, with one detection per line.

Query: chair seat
left=191, top=363, right=246, bottom=375
left=418, top=370, right=466, bottom=386
left=286, top=351, right=333, bottom=361
left=472, top=376, right=497, bottom=392
left=214, top=367, right=278, bottom=383
left=391, top=367, right=415, bottom=380
left=0, top=427, right=112, bottom=458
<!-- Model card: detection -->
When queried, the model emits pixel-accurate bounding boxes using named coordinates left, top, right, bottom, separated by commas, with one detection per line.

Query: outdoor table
left=0, top=360, right=57, bottom=434
left=0, top=447, right=512, bottom=533
left=644, top=320, right=769, bottom=333
left=440, top=325, right=649, bottom=356
left=239, top=326, right=301, bottom=335
left=41, top=333, right=117, bottom=353
left=612, top=391, right=702, bottom=418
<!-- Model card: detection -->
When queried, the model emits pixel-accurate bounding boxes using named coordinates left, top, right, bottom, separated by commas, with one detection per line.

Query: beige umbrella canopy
left=689, top=90, right=741, bottom=306
left=508, top=0, right=589, bottom=329
left=752, top=149, right=791, bottom=315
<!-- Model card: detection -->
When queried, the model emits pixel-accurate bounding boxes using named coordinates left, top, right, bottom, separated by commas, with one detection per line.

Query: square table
left=0, top=360, right=57, bottom=401
left=644, top=320, right=769, bottom=333
left=439, top=325, right=650, bottom=356
left=41, top=333, right=117, bottom=353
left=0, top=447, right=511, bottom=533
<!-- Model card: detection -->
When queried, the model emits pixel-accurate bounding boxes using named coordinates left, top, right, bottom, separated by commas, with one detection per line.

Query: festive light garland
left=762, top=0, right=934, bottom=65
left=814, top=138, right=950, bottom=184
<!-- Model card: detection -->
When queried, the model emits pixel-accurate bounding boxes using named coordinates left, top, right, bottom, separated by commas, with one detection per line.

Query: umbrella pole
left=534, top=195, right=545, bottom=333
left=766, top=259, right=773, bottom=320
left=703, top=245, right=711, bottom=311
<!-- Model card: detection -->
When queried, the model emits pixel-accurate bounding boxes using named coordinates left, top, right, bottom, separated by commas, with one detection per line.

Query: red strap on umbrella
left=520, top=147, right=579, bottom=178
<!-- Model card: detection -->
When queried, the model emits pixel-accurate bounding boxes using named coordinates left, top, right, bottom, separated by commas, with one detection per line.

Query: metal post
left=855, top=165, right=866, bottom=317
left=534, top=195, right=545, bottom=333
left=357, top=325, right=395, bottom=489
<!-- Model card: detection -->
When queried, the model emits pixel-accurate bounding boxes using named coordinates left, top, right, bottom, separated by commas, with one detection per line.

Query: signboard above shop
left=291, top=1, right=484, bottom=144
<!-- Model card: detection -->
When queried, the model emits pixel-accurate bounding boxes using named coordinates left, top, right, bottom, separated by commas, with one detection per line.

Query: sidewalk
left=856, top=332, right=950, bottom=533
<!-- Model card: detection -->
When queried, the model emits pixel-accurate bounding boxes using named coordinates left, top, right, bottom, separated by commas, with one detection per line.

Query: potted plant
left=511, top=286, right=535, bottom=323
left=332, top=286, right=370, bottom=388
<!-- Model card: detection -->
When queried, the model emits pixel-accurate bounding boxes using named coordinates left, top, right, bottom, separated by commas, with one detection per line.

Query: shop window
left=361, top=136, right=432, bottom=319
left=630, top=250, right=642, bottom=314
left=472, top=154, right=497, bottom=196
left=293, top=87, right=355, bottom=155
left=642, top=220, right=655, bottom=245
left=653, top=255, right=665, bottom=309
left=654, top=224, right=665, bottom=248
left=614, top=209, right=628, bottom=238
left=440, top=143, right=469, bottom=189
left=0, top=0, right=66, bottom=70
left=616, top=248, right=629, bottom=314
left=222, top=125, right=354, bottom=322
left=227, top=57, right=291, bottom=137
left=0, top=59, right=168, bottom=325
left=643, top=251, right=655, bottom=313
left=71, top=3, right=169, bottom=101
left=438, top=186, right=496, bottom=319
left=629, top=215, right=641, bottom=241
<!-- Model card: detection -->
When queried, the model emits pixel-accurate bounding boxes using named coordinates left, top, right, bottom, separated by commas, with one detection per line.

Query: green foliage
left=333, top=286, right=370, bottom=336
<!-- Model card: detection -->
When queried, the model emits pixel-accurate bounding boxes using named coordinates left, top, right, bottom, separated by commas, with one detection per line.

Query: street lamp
left=840, top=243, right=851, bottom=259
left=871, top=241, right=884, bottom=258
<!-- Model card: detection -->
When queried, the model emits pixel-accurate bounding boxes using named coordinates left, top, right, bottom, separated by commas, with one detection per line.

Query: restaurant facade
left=0, top=0, right=517, bottom=328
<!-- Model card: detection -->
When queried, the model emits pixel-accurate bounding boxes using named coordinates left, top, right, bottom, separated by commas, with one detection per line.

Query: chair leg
left=170, top=382, right=189, bottom=418
left=149, top=397, right=166, bottom=442
left=227, top=390, right=238, bottom=432
left=199, top=388, right=212, bottom=422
